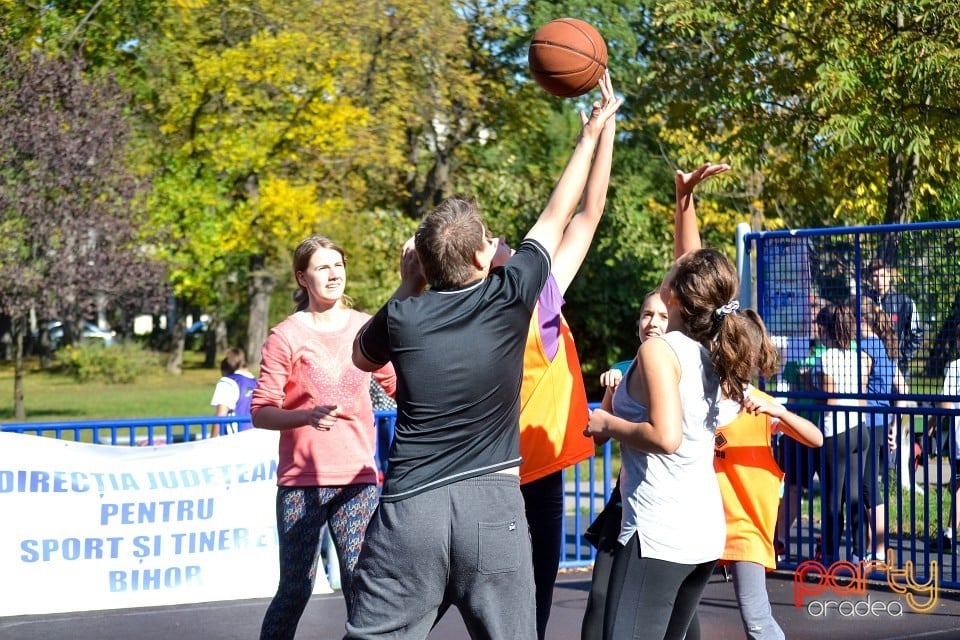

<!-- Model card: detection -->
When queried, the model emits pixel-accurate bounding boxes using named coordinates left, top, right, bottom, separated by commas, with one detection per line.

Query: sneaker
left=930, top=533, right=954, bottom=554
left=850, top=552, right=877, bottom=564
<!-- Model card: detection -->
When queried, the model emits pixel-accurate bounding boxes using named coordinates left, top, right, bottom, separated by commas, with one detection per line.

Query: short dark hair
left=220, top=347, right=246, bottom=376
left=415, top=197, right=487, bottom=290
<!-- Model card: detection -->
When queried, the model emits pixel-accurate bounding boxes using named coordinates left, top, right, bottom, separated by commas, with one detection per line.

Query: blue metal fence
left=743, top=220, right=960, bottom=589
left=1, top=407, right=614, bottom=570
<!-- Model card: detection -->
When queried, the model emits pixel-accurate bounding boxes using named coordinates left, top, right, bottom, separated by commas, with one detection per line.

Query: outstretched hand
left=579, top=71, right=622, bottom=136
left=675, top=162, right=730, bottom=197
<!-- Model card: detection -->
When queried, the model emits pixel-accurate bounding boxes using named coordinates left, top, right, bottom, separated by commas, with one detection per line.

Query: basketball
left=528, top=18, right=608, bottom=98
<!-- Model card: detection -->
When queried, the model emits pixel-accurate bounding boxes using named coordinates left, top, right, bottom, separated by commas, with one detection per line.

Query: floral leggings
left=259, top=484, right=379, bottom=640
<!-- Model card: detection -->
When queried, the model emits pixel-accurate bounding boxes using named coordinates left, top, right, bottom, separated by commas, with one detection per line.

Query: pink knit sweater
left=251, top=309, right=396, bottom=487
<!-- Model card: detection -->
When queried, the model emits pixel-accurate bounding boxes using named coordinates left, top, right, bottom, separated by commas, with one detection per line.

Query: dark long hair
left=670, top=249, right=755, bottom=403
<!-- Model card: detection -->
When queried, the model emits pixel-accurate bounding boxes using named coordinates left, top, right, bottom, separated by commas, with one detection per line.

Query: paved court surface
left=3, top=567, right=960, bottom=640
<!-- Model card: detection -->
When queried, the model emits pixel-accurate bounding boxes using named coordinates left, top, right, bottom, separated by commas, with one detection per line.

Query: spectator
left=252, top=235, right=396, bottom=640
left=928, top=323, right=960, bottom=552
left=867, top=260, right=922, bottom=379
left=812, top=302, right=870, bottom=563
left=857, top=298, right=913, bottom=561
left=209, top=347, right=257, bottom=436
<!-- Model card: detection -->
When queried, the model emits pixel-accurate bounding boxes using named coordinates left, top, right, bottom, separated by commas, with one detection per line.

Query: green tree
left=135, top=1, right=397, bottom=370
left=642, top=0, right=960, bottom=231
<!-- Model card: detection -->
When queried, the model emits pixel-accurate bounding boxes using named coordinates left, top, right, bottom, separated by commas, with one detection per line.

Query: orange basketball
left=528, top=18, right=608, bottom=98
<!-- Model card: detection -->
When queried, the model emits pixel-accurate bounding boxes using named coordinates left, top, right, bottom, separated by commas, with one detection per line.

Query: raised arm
left=743, top=394, right=823, bottom=448
left=525, top=72, right=622, bottom=262
left=673, top=163, right=730, bottom=260
left=352, top=239, right=425, bottom=372
left=551, top=73, right=617, bottom=294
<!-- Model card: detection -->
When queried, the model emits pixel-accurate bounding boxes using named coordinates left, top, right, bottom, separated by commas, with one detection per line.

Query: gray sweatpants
left=344, top=473, right=536, bottom=640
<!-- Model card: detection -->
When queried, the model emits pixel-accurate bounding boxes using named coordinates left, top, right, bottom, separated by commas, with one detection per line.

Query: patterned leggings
left=259, top=484, right=379, bottom=640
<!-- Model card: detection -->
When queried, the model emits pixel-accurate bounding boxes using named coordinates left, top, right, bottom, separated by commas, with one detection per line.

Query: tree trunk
left=13, top=315, right=25, bottom=420
left=879, top=149, right=919, bottom=265
left=246, top=254, right=275, bottom=371
left=202, top=308, right=219, bottom=369
left=166, top=309, right=186, bottom=375
left=884, top=149, right=918, bottom=224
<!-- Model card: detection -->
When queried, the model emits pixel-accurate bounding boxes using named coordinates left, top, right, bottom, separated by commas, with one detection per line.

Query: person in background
left=867, top=260, right=923, bottom=380
left=347, top=75, right=621, bottom=640
left=252, top=236, right=396, bottom=640
left=928, top=323, right=960, bottom=553
left=209, top=347, right=258, bottom=436
left=484, top=73, right=615, bottom=640
left=857, top=297, right=912, bottom=562
left=812, top=301, right=870, bottom=563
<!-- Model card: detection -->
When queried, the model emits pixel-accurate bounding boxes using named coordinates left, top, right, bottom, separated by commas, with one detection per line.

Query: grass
left=0, top=350, right=220, bottom=421
left=792, top=469, right=955, bottom=542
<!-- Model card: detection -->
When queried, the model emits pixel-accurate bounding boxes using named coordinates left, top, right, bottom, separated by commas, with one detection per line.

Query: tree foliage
left=0, top=48, right=166, bottom=417
left=641, top=0, right=960, bottom=227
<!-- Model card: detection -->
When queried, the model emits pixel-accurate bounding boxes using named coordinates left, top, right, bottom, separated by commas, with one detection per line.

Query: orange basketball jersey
left=714, top=389, right=785, bottom=569
left=518, top=305, right=593, bottom=484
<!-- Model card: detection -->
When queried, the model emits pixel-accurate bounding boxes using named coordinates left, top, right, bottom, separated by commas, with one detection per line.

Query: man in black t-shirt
left=346, top=77, right=621, bottom=640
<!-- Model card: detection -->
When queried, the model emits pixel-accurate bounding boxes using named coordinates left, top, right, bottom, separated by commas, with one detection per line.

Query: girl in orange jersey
left=691, top=311, right=823, bottom=640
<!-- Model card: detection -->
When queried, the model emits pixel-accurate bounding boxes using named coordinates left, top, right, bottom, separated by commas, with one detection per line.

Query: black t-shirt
left=358, top=239, right=550, bottom=501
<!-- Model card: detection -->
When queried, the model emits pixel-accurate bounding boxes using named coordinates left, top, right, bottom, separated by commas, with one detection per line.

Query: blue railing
left=10, top=403, right=953, bottom=585
left=1, top=407, right=614, bottom=569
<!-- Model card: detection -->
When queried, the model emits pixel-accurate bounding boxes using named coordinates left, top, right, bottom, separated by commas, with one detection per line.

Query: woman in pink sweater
left=252, top=236, right=396, bottom=640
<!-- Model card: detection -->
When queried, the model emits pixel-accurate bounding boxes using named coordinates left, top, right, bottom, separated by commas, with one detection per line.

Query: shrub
left=57, top=342, right=156, bottom=384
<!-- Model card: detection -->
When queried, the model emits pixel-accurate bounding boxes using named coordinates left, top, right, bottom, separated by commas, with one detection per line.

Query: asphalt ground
left=3, top=567, right=960, bottom=640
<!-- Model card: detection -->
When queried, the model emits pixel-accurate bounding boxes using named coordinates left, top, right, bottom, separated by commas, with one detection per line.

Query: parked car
left=45, top=321, right=117, bottom=350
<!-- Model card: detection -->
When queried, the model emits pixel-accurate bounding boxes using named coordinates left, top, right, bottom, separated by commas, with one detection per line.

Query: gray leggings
left=731, top=561, right=784, bottom=640
left=603, top=532, right=716, bottom=640
left=686, top=561, right=784, bottom=640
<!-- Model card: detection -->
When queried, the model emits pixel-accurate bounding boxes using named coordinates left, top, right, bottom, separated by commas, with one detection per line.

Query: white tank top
left=613, top=331, right=726, bottom=563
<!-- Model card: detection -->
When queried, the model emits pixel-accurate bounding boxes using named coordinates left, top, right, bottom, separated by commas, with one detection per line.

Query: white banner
left=0, top=429, right=306, bottom=616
